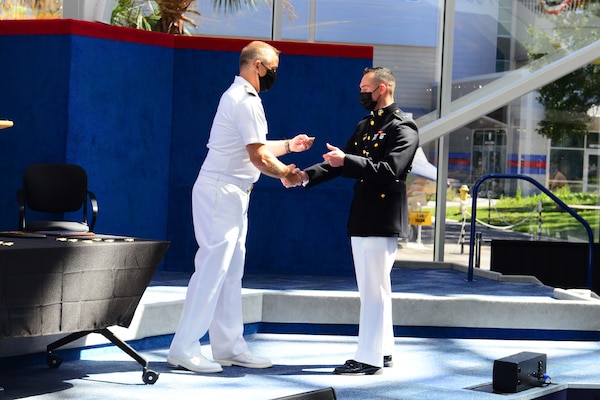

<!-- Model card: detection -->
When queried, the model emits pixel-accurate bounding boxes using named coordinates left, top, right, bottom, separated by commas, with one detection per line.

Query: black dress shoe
left=333, top=359, right=382, bottom=375
left=384, top=355, right=393, bottom=367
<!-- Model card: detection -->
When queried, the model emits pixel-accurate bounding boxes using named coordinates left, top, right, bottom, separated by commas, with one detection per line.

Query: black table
left=0, top=233, right=170, bottom=384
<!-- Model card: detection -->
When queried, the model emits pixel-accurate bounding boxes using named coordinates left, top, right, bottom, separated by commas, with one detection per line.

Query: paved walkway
left=397, top=217, right=536, bottom=270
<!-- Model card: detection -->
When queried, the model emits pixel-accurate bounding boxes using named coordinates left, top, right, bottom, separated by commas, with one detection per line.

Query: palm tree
left=111, top=0, right=264, bottom=35
left=155, top=0, right=198, bottom=35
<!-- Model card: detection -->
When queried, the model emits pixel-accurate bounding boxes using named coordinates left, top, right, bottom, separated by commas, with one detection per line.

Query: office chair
left=17, top=163, right=98, bottom=233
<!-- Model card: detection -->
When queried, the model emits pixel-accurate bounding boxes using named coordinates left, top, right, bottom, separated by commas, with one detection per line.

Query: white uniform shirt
left=201, top=76, right=268, bottom=183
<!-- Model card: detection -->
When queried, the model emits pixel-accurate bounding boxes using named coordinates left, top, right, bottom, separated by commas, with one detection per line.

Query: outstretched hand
left=322, top=143, right=345, bottom=167
left=289, top=134, right=315, bottom=153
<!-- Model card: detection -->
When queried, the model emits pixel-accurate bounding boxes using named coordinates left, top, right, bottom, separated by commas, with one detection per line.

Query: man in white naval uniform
left=167, top=41, right=314, bottom=374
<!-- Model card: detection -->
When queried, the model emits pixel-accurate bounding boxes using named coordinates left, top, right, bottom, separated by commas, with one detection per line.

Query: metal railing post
left=475, top=232, right=482, bottom=269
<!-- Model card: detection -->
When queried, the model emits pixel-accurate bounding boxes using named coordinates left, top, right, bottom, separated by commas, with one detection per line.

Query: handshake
left=280, top=136, right=346, bottom=188
left=280, top=168, right=307, bottom=188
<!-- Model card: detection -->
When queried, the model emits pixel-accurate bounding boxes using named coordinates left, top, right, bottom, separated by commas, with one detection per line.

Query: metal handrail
left=467, top=173, right=596, bottom=288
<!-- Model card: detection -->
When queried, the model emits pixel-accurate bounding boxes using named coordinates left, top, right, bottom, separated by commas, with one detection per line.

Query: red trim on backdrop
left=175, top=35, right=373, bottom=58
left=0, top=19, right=373, bottom=59
left=175, top=35, right=252, bottom=52
left=0, top=19, right=174, bottom=47
left=0, top=18, right=70, bottom=35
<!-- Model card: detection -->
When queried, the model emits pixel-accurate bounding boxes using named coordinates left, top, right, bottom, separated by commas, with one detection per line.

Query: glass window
left=312, top=0, right=439, bottom=47
left=281, top=0, right=311, bottom=41
left=189, top=1, right=274, bottom=39
left=551, top=135, right=585, bottom=149
left=587, top=132, right=599, bottom=149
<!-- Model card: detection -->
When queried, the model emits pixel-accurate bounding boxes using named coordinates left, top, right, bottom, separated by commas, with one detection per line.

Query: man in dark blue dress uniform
left=297, top=67, right=419, bottom=375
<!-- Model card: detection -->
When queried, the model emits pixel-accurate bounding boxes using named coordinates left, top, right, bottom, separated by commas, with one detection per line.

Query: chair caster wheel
left=142, top=368, right=159, bottom=384
left=47, top=353, right=63, bottom=369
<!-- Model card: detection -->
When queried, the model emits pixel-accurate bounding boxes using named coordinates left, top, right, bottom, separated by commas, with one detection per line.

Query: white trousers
left=169, top=174, right=250, bottom=360
left=351, top=236, right=397, bottom=367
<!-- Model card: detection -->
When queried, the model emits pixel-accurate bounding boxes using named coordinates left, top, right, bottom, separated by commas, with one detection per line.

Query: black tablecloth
left=0, top=234, right=170, bottom=339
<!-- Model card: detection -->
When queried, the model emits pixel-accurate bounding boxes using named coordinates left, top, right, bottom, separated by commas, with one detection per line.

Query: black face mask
left=359, top=86, right=381, bottom=110
left=259, top=62, right=277, bottom=92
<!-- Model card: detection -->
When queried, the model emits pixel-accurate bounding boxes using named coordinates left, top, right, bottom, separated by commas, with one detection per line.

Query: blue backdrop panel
left=66, top=34, right=174, bottom=238
left=167, top=47, right=240, bottom=272
left=168, top=48, right=366, bottom=276
left=0, top=20, right=372, bottom=276
left=245, top=53, right=366, bottom=277
left=0, top=33, right=71, bottom=225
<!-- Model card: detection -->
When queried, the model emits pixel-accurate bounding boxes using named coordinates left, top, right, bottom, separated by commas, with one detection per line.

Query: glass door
left=472, top=129, right=506, bottom=198
left=585, top=153, right=599, bottom=193
left=584, top=133, right=599, bottom=193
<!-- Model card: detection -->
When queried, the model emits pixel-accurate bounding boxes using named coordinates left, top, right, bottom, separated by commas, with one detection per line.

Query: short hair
left=240, top=41, right=281, bottom=68
left=363, top=66, right=395, bottom=93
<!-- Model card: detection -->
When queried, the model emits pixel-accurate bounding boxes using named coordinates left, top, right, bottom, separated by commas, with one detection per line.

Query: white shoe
left=215, top=351, right=272, bottom=368
left=167, top=353, right=223, bottom=373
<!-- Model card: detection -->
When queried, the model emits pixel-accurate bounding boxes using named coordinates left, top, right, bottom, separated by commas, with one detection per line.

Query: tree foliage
left=536, top=64, right=600, bottom=140
left=526, top=2, right=600, bottom=141
left=111, top=0, right=199, bottom=34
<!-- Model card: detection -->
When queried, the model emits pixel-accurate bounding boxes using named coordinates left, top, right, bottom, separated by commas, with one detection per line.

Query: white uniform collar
left=235, top=75, right=258, bottom=96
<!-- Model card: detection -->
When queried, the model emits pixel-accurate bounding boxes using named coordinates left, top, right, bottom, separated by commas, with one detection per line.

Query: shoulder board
left=244, top=85, right=257, bottom=97
left=393, top=109, right=413, bottom=122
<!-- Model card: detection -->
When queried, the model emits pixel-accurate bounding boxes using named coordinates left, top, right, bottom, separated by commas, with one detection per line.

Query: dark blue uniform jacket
left=304, top=103, right=419, bottom=238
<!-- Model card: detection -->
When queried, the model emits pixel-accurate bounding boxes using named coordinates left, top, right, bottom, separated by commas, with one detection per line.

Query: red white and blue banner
left=540, top=0, right=584, bottom=14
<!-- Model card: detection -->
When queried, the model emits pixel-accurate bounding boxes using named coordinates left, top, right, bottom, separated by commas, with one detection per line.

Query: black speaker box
left=272, top=387, right=337, bottom=400
left=493, top=352, right=547, bottom=393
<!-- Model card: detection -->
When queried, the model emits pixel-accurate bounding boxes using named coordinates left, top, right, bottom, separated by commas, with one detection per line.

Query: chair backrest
left=23, top=163, right=88, bottom=213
